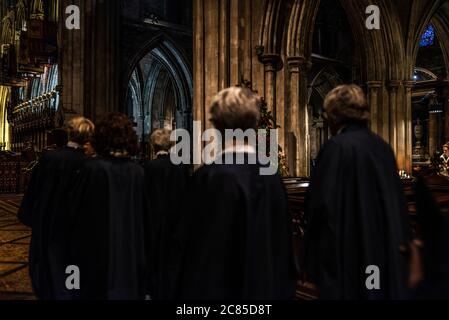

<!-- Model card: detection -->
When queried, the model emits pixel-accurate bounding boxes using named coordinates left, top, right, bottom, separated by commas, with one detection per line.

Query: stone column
left=59, top=0, right=120, bottom=122
left=83, top=0, right=120, bottom=121
left=442, top=81, right=449, bottom=144
left=59, top=0, right=84, bottom=116
left=367, top=81, right=382, bottom=135
left=429, top=112, right=438, bottom=158
left=193, top=0, right=205, bottom=127
left=287, top=56, right=312, bottom=177
left=404, top=81, right=414, bottom=174
left=388, top=80, right=401, bottom=155
left=259, top=54, right=283, bottom=120
left=428, top=93, right=443, bottom=158
left=259, top=54, right=284, bottom=162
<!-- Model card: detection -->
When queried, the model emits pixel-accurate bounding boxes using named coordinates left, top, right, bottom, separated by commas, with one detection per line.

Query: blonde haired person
left=150, top=129, right=174, bottom=158
left=66, top=117, right=96, bottom=156
left=67, top=113, right=148, bottom=300
left=66, top=116, right=95, bottom=146
left=18, top=116, right=95, bottom=300
left=305, top=85, right=410, bottom=300
left=209, top=86, right=261, bottom=134
left=178, top=87, right=296, bottom=300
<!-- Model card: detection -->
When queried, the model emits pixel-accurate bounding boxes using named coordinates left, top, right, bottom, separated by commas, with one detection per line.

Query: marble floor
left=0, top=194, right=35, bottom=300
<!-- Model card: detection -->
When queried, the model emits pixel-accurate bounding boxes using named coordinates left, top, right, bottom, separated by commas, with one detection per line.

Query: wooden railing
left=283, top=178, right=317, bottom=299
left=0, top=151, right=36, bottom=194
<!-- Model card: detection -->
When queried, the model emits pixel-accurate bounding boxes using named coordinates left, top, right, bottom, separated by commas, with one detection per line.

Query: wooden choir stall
left=284, top=174, right=449, bottom=300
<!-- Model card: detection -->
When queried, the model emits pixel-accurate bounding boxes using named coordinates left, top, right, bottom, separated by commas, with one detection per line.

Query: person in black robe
left=143, top=129, right=189, bottom=300
left=45, top=128, right=69, bottom=152
left=177, top=87, right=296, bottom=300
left=304, top=84, right=411, bottom=300
left=18, top=117, right=95, bottom=300
left=66, top=112, right=148, bottom=300
left=412, top=174, right=449, bottom=299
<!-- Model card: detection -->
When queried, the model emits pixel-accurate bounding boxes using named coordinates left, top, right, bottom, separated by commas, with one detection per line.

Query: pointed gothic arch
left=124, top=34, right=193, bottom=153
left=16, top=0, right=27, bottom=31
left=1, top=10, right=14, bottom=44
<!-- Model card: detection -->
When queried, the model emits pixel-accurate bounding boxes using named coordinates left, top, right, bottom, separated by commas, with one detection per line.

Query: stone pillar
left=193, top=0, right=205, bottom=127
left=259, top=54, right=283, bottom=120
left=287, top=56, right=312, bottom=177
left=259, top=54, right=284, bottom=159
left=428, top=93, right=443, bottom=158
left=367, top=81, right=382, bottom=135
left=59, top=0, right=84, bottom=117
left=59, top=0, right=120, bottom=122
left=442, top=82, right=449, bottom=144
left=388, top=80, right=401, bottom=155
left=429, top=111, right=438, bottom=157
left=404, top=81, right=414, bottom=174
left=83, top=0, right=120, bottom=121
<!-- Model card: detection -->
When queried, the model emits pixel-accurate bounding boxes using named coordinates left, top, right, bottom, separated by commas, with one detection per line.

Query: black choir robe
left=18, top=146, right=87, bottom=300
left=305, top=124, right=410, bottom=300
left=66, top=156, right=148, bottom=300
left=413, top=175, right=449, bottom=299
left=143, top=154, right=189, bottom=300
left=178, top=153, right=296, bottom=300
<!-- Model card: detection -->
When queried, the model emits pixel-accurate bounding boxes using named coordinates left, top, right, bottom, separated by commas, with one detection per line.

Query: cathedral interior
left=1, top=0, right=449, bottom=301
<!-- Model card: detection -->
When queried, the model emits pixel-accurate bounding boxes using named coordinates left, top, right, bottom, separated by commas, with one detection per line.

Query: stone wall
left=193, top=0, right=449, bottom=176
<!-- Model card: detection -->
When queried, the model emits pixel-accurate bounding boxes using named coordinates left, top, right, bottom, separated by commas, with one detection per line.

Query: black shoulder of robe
left=413, top=175, right=449, bottom=299
left=304, top=125, right=410, bottom=300
left=142, top=155, right=189, bottom=225
left=17, top=146, right=87, bottom=300
left=67, top=157, right=148, bottom=300
left=177, top=156, right=296, bottom=300
left=18, top=147, right=87, bottom=226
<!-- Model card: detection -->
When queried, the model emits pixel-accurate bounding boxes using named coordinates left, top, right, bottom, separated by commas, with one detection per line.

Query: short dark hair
left=93, top=112, right=139, bottom=157
left=324, top=84, right=370, bottom=127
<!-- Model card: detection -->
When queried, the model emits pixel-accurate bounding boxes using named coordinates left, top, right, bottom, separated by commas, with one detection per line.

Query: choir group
left=17, top=85, right=449, bottom=300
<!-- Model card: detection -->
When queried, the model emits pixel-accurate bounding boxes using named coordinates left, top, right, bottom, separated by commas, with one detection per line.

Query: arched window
left=419, top=25, right=435, bottom=47
left=126, top=40, right=193, bottom=141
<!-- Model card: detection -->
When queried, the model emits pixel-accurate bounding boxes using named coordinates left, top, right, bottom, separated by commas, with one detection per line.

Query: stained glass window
left=420, top=25, right=435, bottom=47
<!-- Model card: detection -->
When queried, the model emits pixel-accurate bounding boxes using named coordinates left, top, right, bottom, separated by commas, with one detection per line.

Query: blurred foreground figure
left=18, top=117, right=94, bottom=299
left=143, top=129, right=189, bottom=300
left=304, top=85, right=410, bottom=300
left=178, top=87, right=296, bottom=300
left=413, top=175, right=449, bottom=299
left=67, top=113, right=148, bottom=300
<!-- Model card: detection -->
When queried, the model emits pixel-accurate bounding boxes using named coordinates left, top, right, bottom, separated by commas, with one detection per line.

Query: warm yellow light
left=0, top=86, right=11, bottom=150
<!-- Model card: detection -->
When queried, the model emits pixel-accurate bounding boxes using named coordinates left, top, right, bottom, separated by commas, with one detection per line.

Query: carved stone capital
left=387, top=80, right=401, bottom=91
left=403, top=81, right=415, bottom=89
left=287, top=56, right=312, bottom=73
left=367, top=80, right=382, bottom=89
left=259, top=54, right=284, bottom=72
left=367, top=81, right=382, bottom=96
